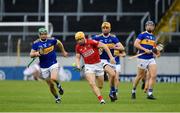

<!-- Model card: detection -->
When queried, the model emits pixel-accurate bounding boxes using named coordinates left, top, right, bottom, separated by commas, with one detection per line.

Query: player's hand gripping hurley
left=27, top=47, right=44, bottom=67
left=128, top=44, right=164, bottom=60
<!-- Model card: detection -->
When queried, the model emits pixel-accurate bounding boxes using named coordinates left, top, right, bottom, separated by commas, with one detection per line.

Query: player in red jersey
left=75, top=31, right=116, bottom=104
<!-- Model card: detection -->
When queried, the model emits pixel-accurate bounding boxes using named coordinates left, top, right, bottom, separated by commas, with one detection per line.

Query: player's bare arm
left=57, top=39, right=68, bottom=57
left=98, top=42, right=116, bottom=64
left=30, top=49, right=41, bottom=58
left=75, top=53, right=81, bottom=69
left=114, top=42, right=126, bottom=57
left=134, top=39, right=151, bottom=54
left=113, top=42, right=125, bottom=51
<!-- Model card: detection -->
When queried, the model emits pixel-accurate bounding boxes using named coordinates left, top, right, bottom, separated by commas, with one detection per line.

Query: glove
left=73, top=65, right=84, bottom=72
left=152, top=48, right=158, bottom=54
left=152, top=44, right=164, bottom=54
left=73, top=67, right=82, bottom=72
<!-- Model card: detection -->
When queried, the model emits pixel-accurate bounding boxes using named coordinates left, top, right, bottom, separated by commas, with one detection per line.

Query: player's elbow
left=134, top=41, right=140, bottom=49
left=134, top=41, right=137, bottom=47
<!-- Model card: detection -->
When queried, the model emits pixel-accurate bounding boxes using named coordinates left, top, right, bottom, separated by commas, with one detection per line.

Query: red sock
left=98, top=95, right=103, bottom=101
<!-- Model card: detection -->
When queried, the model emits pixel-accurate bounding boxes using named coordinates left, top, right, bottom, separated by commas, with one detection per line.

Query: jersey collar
left=145, top=31, right=153, bottom=35
left=102, top=33, right=110, bottom=38
left=39, top=38, right=47, bottom=42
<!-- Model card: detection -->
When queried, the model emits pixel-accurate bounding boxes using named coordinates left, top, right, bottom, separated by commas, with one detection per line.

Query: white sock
left=132, top=89, right=136, bottom=93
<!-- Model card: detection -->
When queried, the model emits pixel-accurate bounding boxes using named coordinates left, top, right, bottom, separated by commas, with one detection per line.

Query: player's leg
left=114, top=71, right=119, bottom=99
left=50, top=63, right=64, bottom=95
left=144, top=70, right=150, bottom=93
left=96, top=76, right=104, bottom=89
left=131, top=68, right=146, bottom=99
left=40, top=67, right=60, bottom=103
left=141, top=73, right=146, bottom=90
left=85, top=73, right=105, bottom=104
left=114, top=64, right=121, bottom=99
left=132, top=59, right=148, bottom=99
left=96, top=63, right=105, bottom=89
left=147, top=62, right=157, bottom=100
left=104, top=65, right=117, bottom=101
left=45, top=79, right=61, bottom=103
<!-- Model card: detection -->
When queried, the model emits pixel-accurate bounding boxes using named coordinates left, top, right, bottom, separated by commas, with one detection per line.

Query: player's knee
left=51, top=76, right=57, bottom=81
left=89, top=82, right=96, bottom=87
left=115, top=77, right=119, bottom=82
left=109, top=72, right=116, bottom=77
left=151, top=75, right=157, bottom=80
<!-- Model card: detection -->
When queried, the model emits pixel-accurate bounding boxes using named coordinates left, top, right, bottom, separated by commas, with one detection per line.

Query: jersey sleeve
left=89, top=39, right=99, bottom=47
left=112, top=37, right=120, bottom=44
left=137, top=33, right=144, bottom=40
left=91, top=35, right=96, bottom=40
left=52, top=37, right=58, bottom=45
left=32, top=43, right=38, bottom=51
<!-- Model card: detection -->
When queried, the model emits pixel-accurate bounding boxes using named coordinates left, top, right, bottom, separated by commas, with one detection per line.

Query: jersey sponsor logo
left=106, top=43, right=115, bottom=48
left=98, top=48, right=103, bottom=55
left=82, top=49, right=94, bottom=57
left=43, top=46, right=54, bottom=54
left=141, top=39, right=155, bottom=46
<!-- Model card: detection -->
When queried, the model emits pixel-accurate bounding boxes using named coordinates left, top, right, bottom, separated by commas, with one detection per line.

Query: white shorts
left=114, top=64, right=121, bottom=73
left=84, top=62, right=104, bottom=76
left=40, top=63, right=59, bottom=79
left=101, top=59, right=121, bottom=73
left=137, top=58, right=156, bottom=69
left=23, top=64, right=40, bottom=76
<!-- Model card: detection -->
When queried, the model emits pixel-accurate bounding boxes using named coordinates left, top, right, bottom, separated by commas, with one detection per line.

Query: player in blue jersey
left=30, top=28, right=68, bottom=103
left=131, top=21, right=161, bottom=100
left=92, top=22, right=126, bottom=102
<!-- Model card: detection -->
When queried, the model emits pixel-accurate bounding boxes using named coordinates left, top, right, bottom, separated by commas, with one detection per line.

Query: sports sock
left=54, top=95, right=59, bottom=99
left=148, top=88, right=153, bottom=96
left=110, top=86, right=115, bottom=95
left=98, top=95, right=103, bottom=101
left=132, top=87, right=136, bottom=93
left=54, top=80, right=61, bottom=88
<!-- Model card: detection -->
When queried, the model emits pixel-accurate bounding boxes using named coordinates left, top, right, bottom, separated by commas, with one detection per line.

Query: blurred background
left=0, top=0, right=179, bottom=82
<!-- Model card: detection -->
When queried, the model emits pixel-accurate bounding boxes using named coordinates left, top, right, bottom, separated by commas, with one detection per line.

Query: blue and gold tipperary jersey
left=32, top=37, right=58, bottom=68
left=92, top=33, right=120, bottom=64
left=137, top=31, right=156, bottom=59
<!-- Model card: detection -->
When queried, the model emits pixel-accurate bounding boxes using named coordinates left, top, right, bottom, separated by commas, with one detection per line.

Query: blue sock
left=110, top=86, right=115, bottom=95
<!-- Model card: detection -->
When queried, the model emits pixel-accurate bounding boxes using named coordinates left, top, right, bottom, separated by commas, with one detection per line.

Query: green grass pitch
left=0, top=80, right=180, bottom=112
